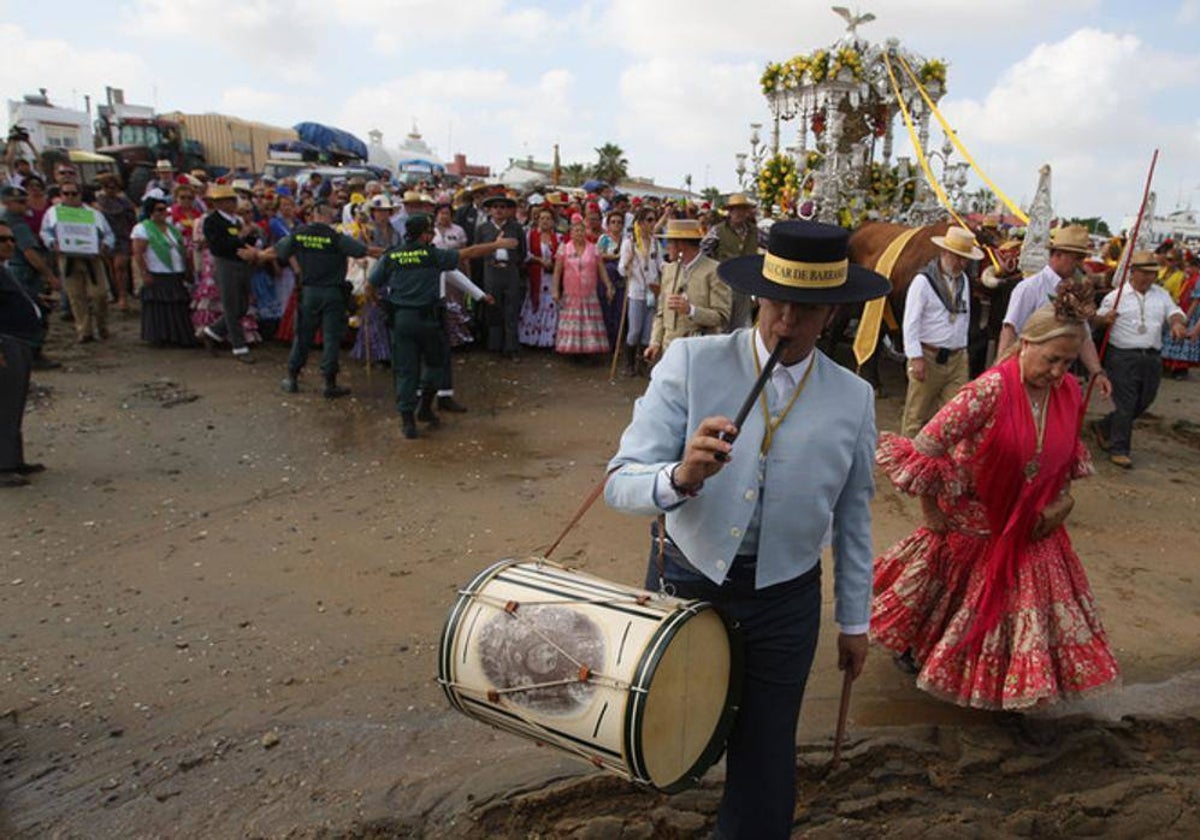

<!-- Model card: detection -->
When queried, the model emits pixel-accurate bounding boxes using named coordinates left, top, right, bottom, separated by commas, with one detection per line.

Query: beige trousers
left=901, top=346, right=968, bottom=437
left=60, top=255, right=110, bottom=340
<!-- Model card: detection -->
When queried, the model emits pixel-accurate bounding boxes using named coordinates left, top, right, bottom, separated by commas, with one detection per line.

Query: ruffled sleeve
left=876, top=432, right=963, bottom=498
left=876, top=369, right=1004, bottom=499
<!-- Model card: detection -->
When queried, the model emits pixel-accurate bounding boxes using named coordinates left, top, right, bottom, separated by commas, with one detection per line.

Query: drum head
left=634, top=606, right=738, bottom=791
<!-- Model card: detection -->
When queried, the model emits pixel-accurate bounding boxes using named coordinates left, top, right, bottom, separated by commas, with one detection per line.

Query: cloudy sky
left=4, top=0, right=1199, bottom=226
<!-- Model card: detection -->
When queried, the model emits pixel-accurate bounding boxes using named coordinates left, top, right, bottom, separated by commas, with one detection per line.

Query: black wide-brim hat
left=718, top=220, right=891, bottom=305
left=481, top=195, right=517, bottom=208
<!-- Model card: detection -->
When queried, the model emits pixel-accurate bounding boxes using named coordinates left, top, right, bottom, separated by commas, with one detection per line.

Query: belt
left=921, top=343, right=965, bottom=355
left=489, top=261, right=511, bottom=268
left=1110, top=346, right=1160, bottom=355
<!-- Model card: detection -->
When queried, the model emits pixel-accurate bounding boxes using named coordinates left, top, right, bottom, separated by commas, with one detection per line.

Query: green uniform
left=2, top=210, right=48, bottom=350
left=275, top=223, right=368, bottom=377
left=368, top=243, right=459, bottom=414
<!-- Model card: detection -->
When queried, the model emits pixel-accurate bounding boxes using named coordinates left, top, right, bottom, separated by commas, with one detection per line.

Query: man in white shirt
left=1091, top=251, right=1186, bottom=468
left=900, top=226, right=981, bottom=437
left=40, top=183, right=115, bottom=343
left=999, top=224, right=1111, bottom=397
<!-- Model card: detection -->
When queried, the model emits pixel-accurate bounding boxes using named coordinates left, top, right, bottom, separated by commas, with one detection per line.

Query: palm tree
left=592, top=143, right=629, bottom=185
left=560, top=162, right=590, bottom=187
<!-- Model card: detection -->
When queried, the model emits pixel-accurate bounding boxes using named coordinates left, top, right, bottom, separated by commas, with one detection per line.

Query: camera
left=7, top=125, right=31, bottom=142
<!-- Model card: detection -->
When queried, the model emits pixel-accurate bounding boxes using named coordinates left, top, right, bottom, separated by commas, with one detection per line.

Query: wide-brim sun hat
left=207, top=184, right=237, bottom=201
left=1049, top=224, right=1091, bottom=255
left=725, top=193, right=757, bottom=209
left=482, top=194, right=517, bottom=208
left=931, top=225, right=984, bottom=260
left=1128, top=250, right=1158, bottom=272
left=658, top=219, right=704, bottom=241
left=717, top=220, right=890, bottom=305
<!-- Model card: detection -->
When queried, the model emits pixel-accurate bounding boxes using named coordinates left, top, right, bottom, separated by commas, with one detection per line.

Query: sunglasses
left=0, top=235, right=16, bottom=243
left=61, top=191, right=80, bottom=197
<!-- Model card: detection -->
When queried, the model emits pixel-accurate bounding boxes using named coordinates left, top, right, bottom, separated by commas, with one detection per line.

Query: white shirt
left=1097, top=282, right=1184, bottom=350
left=902, top=268, right=970, bottom=357
left=618, top=235, right=661, bottom=300
left=130, top=221, right=187, bottom=273
left=1003, top=264, right=1063, bottom=333
left=39, top=203, right=116, bottom=253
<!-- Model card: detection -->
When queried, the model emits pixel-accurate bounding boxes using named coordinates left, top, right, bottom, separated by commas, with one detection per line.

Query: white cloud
left=334, top=66, right=593, bottom=174
left=936, top=28, right=1200, bottom=221
left=1178, top=0, right=1200, bottom=23
left=120, top=0, right=324, bottom=79
left=0, top=23, right=149, bottom=114
left=616, top=57, right=760, bottom=191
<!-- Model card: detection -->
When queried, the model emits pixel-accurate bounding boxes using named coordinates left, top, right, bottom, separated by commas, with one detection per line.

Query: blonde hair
left=999, top=302, right=1086, bottom=362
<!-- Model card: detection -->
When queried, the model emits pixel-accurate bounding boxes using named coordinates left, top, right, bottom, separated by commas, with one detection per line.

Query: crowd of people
left=1, top=151, right=771, bottom=457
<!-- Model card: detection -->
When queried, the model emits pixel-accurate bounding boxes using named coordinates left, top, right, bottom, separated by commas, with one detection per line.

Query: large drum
left=438, top=558, right=740, bottom=792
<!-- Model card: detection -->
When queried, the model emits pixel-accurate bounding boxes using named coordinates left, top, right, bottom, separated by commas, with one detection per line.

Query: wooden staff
left=608, top=274, right=630, bottom=382
left=831, top=669, right=854, bottom=770
left=1079, top=149, right=1159, bottom=427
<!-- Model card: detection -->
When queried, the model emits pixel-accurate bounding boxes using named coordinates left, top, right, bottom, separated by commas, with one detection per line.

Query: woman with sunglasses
left=131, top=198, right=195, bottom=347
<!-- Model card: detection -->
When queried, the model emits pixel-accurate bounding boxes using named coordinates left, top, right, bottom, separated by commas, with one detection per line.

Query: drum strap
left=656, top=514, right=667, bottom=591
left=544, top=472, right=612, bottom=559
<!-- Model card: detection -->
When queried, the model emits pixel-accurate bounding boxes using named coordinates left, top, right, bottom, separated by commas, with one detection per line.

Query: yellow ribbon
left=896, top=53, right=1029, bottom=226
left=852, top=226, right=921, bottom=368
left=763, top=254, right=848, bottom=288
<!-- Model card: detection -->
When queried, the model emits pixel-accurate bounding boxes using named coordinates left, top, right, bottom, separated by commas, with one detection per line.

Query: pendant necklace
left=1024, top=389, right=1048, bottom=482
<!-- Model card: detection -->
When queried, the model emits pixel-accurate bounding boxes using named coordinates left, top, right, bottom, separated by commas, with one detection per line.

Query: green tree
left=559, top=162, right=590, bottom=187
left=592, top=142, right=629, bottom=185
left=1067, top=216, right=1112, bottom=237
left=701, top=186, right=722, bottom=206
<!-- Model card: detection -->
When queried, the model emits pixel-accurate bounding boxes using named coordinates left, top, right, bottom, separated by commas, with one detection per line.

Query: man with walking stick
left=606, top=221, right=889, bottom=840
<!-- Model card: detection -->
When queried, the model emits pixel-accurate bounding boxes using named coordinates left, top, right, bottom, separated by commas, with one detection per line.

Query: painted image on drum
left=478, top=606, right=606, bottom=715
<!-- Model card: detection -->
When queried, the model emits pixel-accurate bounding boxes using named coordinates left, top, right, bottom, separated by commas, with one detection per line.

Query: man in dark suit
left=476, top=194, right=527, bottom=360
left=200, top=184, right=261, bottom=363
left=0, top=221, right=46, bottom=487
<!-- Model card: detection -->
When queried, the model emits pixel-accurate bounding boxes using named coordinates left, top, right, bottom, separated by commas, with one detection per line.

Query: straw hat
left=718, top=220, right=890, bottom=305
left=660, top=219, right=704, bottom=241
left=725, top=193, right=757, bottom=209
left=367, top=195, right=396, bottom=211
left=401, top=190, right=426, bottom=204
left=1049, top=225, right=1091, bottom=255
left=931, top=226, right=984, bottom=260
left=208, top=184, right=237, bottom=201
left=155, top=159, right=175, bottom=172
left=1128, top=250, right=1158, bottom=272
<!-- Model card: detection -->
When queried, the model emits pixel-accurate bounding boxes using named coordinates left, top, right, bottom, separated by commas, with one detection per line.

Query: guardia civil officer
left=270, top=202, right=378, bottom=398
left=368, top=214, right=516, bottom=439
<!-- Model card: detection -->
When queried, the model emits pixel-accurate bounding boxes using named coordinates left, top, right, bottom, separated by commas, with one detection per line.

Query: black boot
left=624, top=344, right=637, bottom=377
left=416, top=391, right=440, bottom=425
left=323, top=374, right=350, bottom=399
left=438, top=395, right=468, bottom=413
left=400, top=412, right=418, bottom=439
left=281, top=369, right=300, bottom=393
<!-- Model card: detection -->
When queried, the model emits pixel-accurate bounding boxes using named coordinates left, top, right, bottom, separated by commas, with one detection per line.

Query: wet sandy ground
left=2, top=312, right=1198, bottom=838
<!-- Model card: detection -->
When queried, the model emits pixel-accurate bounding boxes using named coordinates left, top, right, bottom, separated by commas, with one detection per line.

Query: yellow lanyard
left=751, top=332, right=816, bottom=455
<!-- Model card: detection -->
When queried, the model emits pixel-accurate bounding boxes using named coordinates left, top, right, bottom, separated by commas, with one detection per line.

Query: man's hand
left=666, top=293, right=689, bottom=314
left=908, top=357, right=926, bottom=383
left=235, top=245, right=257, bottom=262
left=643, top=344, right=660, bottom=363
left=483, top=294, right=496, bottom=305
left=1092, top=371, right=1112, bottom=399
left=674, top=415, right=737, bottom=486
left=496, top=237, right=518, bottom=249
left=1170, top=319, right=1187, bottom=341
left=1095, top=310, right=1118, bottom=329
left=366, top=246, right=384, bottom=258
left=837, top=633, right=869, bottom=680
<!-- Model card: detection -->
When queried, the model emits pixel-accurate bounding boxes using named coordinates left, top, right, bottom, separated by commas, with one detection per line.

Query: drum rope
left=463, top=591, right=656, bottom=611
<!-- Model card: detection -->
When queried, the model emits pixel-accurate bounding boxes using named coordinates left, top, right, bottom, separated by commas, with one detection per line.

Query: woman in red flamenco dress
left=872, top=290, right=1119, bottom=710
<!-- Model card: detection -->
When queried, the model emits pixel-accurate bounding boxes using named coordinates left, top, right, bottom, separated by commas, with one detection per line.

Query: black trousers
left=1100, top=346, right=1162, bottom=456
left=0, top=335, right=33, bottom=470
left=646, top=546, right=821, bottom=840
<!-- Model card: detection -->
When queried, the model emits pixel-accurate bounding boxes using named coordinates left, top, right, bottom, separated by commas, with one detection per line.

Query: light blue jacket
left=605, top=329, right=876, bottom=629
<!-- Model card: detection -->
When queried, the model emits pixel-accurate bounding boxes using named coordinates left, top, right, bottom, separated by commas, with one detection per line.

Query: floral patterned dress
left=554, top=240, right=609, bottom=356
left=871, top=359, right=1119, bottom=710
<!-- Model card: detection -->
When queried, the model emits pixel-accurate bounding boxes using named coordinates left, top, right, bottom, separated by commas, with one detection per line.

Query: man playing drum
left=606, top=220, right=889, bottom=840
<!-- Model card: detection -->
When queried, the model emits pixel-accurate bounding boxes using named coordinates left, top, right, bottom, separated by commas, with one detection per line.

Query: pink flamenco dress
left=871, top=356, right=1119, bottom=710
left=553, top=240, right=610, bottom=356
